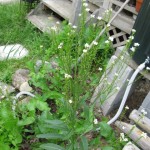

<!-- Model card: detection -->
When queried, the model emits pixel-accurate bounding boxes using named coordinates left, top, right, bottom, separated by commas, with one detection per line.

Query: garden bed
left=0, top=1, right=149, bottom=150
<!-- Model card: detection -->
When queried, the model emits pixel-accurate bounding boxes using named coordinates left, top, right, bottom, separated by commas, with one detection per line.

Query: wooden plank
left=111, top=0, right=138, bottom=15
left=103, top=0, right=112, bottom=9
left=113, top=40, right=126, bottom=48
left=27, top=4, right=61, bottom=33
left=98, top=7, right=135, bottom=34
left=88, top=0, right=103, bottom=7
left=111, top=32, right=125, bottom=39
left=115, top=46, right=150, bottom=80
left=70, top=0, right=82, bottom=25
left=115, top=121, right=150, bottom=150
left=42, top=0, right=72, bottom=20
left=129, top=109, right=150, bottom=134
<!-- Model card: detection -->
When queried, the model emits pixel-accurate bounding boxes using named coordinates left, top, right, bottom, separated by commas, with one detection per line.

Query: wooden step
left=42, top=0, right=72, bottom=20
left=27, top=3, right=62, bottom=33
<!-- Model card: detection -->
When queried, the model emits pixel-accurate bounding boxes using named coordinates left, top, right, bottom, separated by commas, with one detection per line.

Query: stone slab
left=0, top=44, right=28, bottom=60
left=91, top=55, right=134, bottom=115
left=139, top=92, right=150, bottom=119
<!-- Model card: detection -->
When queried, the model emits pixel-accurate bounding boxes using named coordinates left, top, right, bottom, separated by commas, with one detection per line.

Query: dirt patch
left=126, top=77, right=150, bottom=117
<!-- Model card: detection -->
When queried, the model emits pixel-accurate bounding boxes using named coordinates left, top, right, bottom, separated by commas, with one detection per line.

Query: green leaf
left=36, top=100, right=49, bottom=111
left=45, top=120, right=68, bottom=131
left=99, top=122, right=115, bottom=140
left=80, top=136, right=88, bottom=150
left=18, top=117, right=35, bottom=126
left=37, top=133, right=64, bottom=140
left=102, top=146, right=114, bottom=150
left=40, top=143, right=65, bottom=150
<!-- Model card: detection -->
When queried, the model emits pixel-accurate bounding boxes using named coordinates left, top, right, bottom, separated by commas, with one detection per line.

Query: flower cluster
left=51, top=26, right=57, bottom=32
left=65, top=73, right=72, bottom=79
left=58, top=42, right=64, bottom=49
left=105, top=36, right=114, bottom=44
left=141, top=109, right=147, bottom=115
left=120, top=133, right=128, bottom=142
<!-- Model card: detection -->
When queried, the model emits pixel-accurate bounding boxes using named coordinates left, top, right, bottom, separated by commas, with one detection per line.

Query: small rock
left=0, top=44, right=28, bottom=60
left=35, top=59, right=58, bottom=72
left=19, top=82, right=32, bottom=92
left=0, top=82, right=15, bottom=99
left=12, top=69, right=30, bottom=90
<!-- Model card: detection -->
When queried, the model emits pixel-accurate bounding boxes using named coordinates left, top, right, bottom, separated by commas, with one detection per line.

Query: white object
left=0, top=44, right=28, bottom=60
left=107, top=62, right=146, bottom=125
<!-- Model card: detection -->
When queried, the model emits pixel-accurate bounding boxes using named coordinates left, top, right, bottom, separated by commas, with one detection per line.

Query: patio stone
left=0, top=44, right=28, bottom=61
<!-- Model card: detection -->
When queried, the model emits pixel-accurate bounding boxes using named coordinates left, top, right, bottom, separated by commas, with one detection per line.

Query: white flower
left=40, top=45, right=43, bottom=48
left=120, top=133, right=128, bottom=142
left=97, top=16, right=102, bottom=20
left=72, top=25, right=77, bottom=29
left=132, top=29, right=136, bottom=33
left=69, top=99, right=73, bottom=104
left=65, top=73, right=72, bottom=79
left=122, top=126, right=126, bottom=130
left=78, top=13, right=81, bottom=17
left=105, top=9, right=109, bottom=14
left=68, top=22, right=72, bottom=26
left=109, top=36, right=114, bottom=42
left=134, top=43, right=140, bottom=47
left=56, top=21, right=60, bottom=25
left=116, top=86, right=120, bottom=91
left=141, top=109, right=147, bottom=115
left=94, top=118, right=98, bottom=124
left=115, top=73, right=119, bottom=77
left=130, top=47, right=136, bottom=52
left=51, top=26, right=57, bottom=31
left=104, top=78, right=107, bottom=81
left=98, top=67, right=102, bottom=71
left=83, top=2, right=88, bottom=7
left=85, top=8, right=90, bottom=12
left=146, top=67, right=150, bottom=70
left=83, top=49, right=88, bottom=53
left=129, top=36, right=134, bottom=40
left=121, top=56, right=124, bottom=60
left=105, top=40, right=110, bottom=44
left=84, top=43, right=90, bottom=48
left=125, top=106, right=129, bottom=110
left=141, top=132, right=147, bottom=139
left=58, top=42, right=64, bottom=49
left=107, top=24, right=110, bottom=27
left=93, top=41, right=98, bottom=45
left=126, top=40, right=130, bottom=43
left=91, top=14, right=95, bottom=18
